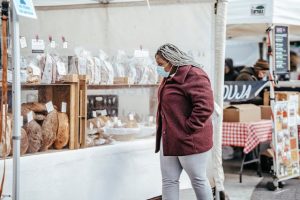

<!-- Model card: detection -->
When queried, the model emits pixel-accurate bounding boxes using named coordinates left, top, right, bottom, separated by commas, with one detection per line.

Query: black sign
left=274, top=25, right=289, bottom=74
left=223, top=81, right=268, bottom=102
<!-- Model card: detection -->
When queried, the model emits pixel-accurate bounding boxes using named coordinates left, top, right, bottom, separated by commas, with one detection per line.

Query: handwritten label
left=50, top=40, right=56, bottom=48
left=46, top=101, right=54, bottom=113
left=61, top=102, right=67, bottom=113
left=20, top=36, right=27, bottom=48
left=27, top=111, right=33, bottom=123
left=32, top=39, right=45, bottom=53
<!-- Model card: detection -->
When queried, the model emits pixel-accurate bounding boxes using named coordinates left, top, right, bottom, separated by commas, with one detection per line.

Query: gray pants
left=160, top=144, right=213, bottom=200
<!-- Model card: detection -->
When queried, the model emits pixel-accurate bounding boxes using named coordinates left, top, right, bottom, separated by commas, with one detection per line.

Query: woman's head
left=155, top=43, right=202, bottom=70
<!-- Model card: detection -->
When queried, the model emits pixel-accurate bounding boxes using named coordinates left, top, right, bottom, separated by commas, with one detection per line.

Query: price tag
left=50, top=40, right=56, bottom=48
left=20, top=36, right=27, bottom=48
left=92, top=111, right=97, bottom=118
left=89, top=122, right=94, bottom=130
left=61, top=102, right=67, bottom=113
left=99, top=109, right=107, bottom=116
left=46, top=101, right=55, bottom=113
left=57, top=61, right=67, bottom=75
left=27, top=111, right=34, bottom=123
left=32, top=39, right=45, bottom=53
left=31, top=65, right=41, bottom=76
left=97, top=120, right=101, bottom=128
left=129, top=114, right=134, bottom=121
left=149, top=116, right=154, bottom=123
left=117, top=120, right=122, bottom=127
left=63, top=41, right=68, bottom=49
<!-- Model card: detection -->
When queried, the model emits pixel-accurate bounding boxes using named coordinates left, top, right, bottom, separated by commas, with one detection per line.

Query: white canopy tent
left=7, top=0, right=228, bottom=199
left=226, top=0, right=300, bottom=66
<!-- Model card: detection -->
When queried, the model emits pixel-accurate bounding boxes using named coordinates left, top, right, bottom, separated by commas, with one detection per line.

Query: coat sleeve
left=185, top=71, right=214, bottom=132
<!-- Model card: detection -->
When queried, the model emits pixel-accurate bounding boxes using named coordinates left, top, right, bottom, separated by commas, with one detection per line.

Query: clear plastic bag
left=99, top=50, right=114, bottom=85
left=112, top=50, right=127, bottom=77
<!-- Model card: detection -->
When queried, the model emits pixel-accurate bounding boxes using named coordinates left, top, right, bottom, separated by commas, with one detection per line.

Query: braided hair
left=156, top=43, right=203, bottom=68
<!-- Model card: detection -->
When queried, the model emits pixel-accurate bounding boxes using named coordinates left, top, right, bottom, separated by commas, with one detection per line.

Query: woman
left=155, top=43, right=214, bottom=200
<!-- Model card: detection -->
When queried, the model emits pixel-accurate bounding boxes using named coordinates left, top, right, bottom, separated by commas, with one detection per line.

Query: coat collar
left=167, top=65, right=192, bottom=84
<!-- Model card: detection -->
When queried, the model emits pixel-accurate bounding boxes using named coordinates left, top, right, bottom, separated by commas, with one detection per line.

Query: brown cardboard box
left=260, top=105, right=272, bottom=120
left=263, top=91, right=300, bottom=115
left=223, top=104, right=261, bottom=122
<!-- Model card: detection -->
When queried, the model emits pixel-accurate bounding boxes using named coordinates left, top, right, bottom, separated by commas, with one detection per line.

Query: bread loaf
left=20, top=128, right=29, bottom=155
left=41, top=110, right=58, bottom=151
left=34, top=114, right=46, bottom=121
left=24, top=120, right=42, bottom=153
left=22, top=102, right=47, bottom=113
left=54, top=112, right=69, bottom=149
left=0, top=115, right=12, bottom=157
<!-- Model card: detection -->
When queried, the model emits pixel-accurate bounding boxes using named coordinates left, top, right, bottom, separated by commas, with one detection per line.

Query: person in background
left=235, top=59, right=269, bottom=81
left=224, top=58, right=238, bottom=81
left=289, top=51, right=300, bottom=80
left=155, top=43, right=214, bottom=200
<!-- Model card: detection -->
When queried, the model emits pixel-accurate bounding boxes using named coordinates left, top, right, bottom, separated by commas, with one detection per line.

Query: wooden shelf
left=87, top=84, right=159, bottom=89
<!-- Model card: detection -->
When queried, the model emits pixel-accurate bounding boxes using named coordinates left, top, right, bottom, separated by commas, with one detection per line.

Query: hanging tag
left=32, top=39, right=45, bottom=53
left=50, top=40, right=56, bottom=48
left=46, top=101, right=55, bottom=113
left=129, top=114, right=134, bottom=121
left=27, top=111, right=34, bottom=123
left=89, top=122, right=94, bottom=130
left=92, top=111, right=97, bottom=118
left=63, top=41, right=68, bottom=49
left=20, top=36, right=27, bottom=48
left=61, top=102, right=67, bottom=113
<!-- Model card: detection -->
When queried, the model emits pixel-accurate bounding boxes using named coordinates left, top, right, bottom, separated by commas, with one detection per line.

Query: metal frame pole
left=10, top=0, right=21, bottom=199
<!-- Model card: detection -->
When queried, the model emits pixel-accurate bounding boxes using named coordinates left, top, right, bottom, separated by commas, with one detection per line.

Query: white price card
left=63, top=41, right=68, bottom=49
left=50, top=41, right=56, bottom=48
left=61, top=102, right=67, bottom=113
left=129, top=114, right=134, bottom=121
left=57, top=61, right=67, bottom=75
left=92, top=111, right=97, bottom=118
left=97, top=120, right=101, bottom=128
left=46, top=101, right=55, bottom=113
left=20, top=36, right=27, bottom=48
left=89, top=122, right=94, bottom=130
left=27, top=111, right=34, bottom=123
left=99, top=109, right=107, bottom=116
left=32, top=39, right=45, bottom=53
left=113, top=117, right=118, bottom=123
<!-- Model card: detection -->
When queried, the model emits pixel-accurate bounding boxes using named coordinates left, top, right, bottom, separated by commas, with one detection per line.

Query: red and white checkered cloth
left=222, top=120, right=300, bottom=154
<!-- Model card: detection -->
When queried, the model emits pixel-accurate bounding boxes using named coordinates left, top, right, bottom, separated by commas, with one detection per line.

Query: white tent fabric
left=226, top=0, right=300, bottom=67
left=14, top=1, right=225, bottom=199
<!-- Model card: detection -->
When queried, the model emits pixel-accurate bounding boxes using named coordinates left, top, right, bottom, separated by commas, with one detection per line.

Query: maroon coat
left=155, top=65, right=214, bottom=156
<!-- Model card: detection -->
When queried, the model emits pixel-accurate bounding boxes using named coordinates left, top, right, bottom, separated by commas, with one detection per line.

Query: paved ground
left=180, top=153, right=300, bottom=200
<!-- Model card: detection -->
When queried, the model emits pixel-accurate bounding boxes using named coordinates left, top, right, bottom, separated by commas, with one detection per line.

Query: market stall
left=0, top=0, right=225, bottom=199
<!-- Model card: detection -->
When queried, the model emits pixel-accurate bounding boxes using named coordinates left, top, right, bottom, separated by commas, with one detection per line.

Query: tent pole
left=10, top=0, right=21, bottom=199
left=213, top=0, right=228, bottom=198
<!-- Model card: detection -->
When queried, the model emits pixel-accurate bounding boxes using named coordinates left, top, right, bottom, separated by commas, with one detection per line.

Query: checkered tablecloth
left=222, top=120, right=275, bottom=154
left=222, top=120, right=300, bottom=154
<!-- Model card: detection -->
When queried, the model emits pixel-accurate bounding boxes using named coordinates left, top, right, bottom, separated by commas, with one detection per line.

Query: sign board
left=223, top=81, right=268, bottom=102
left=273, top=25, right=289, bottom=74
left=273, top=100, right=299, bottom=181
left=14, top=0, right=37, bottom=19
left=250, top=4, right=266, bottom=16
